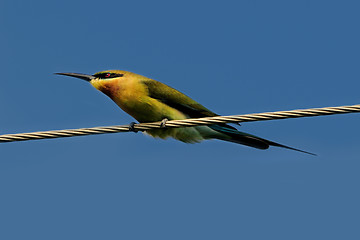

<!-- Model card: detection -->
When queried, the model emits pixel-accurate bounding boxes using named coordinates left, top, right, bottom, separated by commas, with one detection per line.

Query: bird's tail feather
left=263, top=139, right=316, bottom=156
left=209, top=125, right=315, bottom=156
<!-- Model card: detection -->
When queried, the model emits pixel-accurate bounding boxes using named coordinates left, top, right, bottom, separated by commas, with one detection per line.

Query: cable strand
left=1, top=104, right=359, bottom=143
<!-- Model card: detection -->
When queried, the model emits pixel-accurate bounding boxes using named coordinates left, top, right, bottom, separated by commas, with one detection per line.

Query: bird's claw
left=129, top=122, right=138, bottom=133
left=160, top=118, right=168, bottom=128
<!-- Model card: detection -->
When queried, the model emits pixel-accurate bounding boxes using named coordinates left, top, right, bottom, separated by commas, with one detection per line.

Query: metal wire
left=1, top=104, right=359, bottom=143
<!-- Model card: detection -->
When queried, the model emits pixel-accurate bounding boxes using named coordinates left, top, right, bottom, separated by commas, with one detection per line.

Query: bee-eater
left=57, top=70, right=314, bottom=155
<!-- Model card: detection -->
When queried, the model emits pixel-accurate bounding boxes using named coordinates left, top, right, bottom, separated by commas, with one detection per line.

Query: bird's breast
left=91, top=78, right=187, bottom=122
left=91, top=79, right=159, bottom=121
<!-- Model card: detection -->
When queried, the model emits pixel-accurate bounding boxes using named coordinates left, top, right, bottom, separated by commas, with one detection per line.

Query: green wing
left=142, top=79, right=219, bottom=118
left=142, top=79, right=314, bottom=154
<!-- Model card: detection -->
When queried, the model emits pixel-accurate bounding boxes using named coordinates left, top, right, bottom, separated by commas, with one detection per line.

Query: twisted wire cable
left=1, top=104, right=359, bottom=143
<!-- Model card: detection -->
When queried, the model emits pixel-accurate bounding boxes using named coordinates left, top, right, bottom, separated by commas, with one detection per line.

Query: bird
left=56, top=70, right=314, bottom=155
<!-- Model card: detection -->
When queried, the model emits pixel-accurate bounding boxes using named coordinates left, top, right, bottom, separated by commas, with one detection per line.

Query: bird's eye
left=93, top=72, right=124, bottom=79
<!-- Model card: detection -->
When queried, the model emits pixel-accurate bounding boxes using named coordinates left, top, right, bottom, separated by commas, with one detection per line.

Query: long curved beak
left=55, top=72, right=95, bottom=82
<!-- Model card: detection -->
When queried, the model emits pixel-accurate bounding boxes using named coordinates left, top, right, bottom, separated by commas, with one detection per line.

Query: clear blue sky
left=1, top=0, right=359, bottom=239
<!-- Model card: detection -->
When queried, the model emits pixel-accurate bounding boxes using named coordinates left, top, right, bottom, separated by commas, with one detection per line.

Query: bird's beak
left=55, top=72, right=95, bottom=82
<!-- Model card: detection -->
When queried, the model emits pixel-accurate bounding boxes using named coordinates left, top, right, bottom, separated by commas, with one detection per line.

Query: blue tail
left=209, top=124, right=315, bottom=155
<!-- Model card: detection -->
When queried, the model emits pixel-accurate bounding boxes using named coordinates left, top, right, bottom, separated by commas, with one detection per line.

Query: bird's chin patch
left=90, top=79, right=119, bottom=99
left=90, top=79, right=108, bottom=89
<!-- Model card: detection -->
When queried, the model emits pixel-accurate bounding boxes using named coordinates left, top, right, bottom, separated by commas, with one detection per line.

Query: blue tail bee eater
left=56, top=70, right=314, bottom=155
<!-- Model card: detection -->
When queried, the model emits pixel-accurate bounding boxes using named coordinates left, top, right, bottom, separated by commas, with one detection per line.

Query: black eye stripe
left=93, top=73, right=124, bottom=79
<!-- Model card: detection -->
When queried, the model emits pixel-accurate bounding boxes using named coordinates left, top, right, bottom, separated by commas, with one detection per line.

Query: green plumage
left=142, top=78, right=314, bottom=155
left=57, top=70, right=314, bottom=155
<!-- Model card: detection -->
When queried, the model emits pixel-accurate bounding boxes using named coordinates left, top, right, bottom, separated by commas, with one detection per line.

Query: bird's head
left=56, top=70, right=141, bottom=96
left=56, top=70, right=127, bottom=84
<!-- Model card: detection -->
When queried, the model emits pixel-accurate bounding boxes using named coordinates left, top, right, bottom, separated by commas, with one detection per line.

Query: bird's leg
left=160, top=118, right=168, bottom=128
left=128, top=122, right=138, bottom=133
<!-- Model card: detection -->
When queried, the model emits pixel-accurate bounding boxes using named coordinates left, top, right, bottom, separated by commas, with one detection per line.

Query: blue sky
left=1, top=0, right=360, bottom=239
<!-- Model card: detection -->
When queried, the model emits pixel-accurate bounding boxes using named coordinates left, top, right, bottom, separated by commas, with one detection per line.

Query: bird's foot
left=128, top=122, right=138, bottom=133
left=160, top=118, right=168, bottom=128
